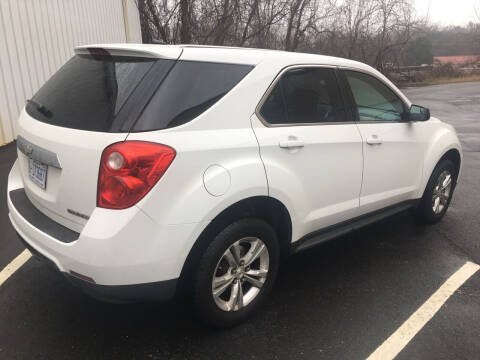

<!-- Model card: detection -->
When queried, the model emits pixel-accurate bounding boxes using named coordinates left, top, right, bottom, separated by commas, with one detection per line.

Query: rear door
left=251, top=66, right=363, bottom=239
left=16, top=47, right=180, bottom=232
left=341, top=69, right=425, bottom=213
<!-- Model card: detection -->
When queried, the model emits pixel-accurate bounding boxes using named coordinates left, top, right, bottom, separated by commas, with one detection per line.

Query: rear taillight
left=97, top=141, right=176, bottom=209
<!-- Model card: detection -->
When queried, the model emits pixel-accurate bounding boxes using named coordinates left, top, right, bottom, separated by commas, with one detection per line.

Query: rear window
left=26, top=54, right=171, bottom=132
left=133, top=61, right=253, bottom=131
left=26, top=55, right=253, bottom=132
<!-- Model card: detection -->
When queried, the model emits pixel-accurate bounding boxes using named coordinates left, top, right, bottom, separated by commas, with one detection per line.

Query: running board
left=291, top=200, right=418, bottom=254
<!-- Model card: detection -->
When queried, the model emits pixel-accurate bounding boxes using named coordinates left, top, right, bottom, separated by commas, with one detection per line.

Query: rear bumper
left=7, top=160, right=208, bottom=299
left=67, top=275, right=178, bottom=303
left=9, top=188, right=79, bottom=243
left=16, top=233, right=177, bottom=303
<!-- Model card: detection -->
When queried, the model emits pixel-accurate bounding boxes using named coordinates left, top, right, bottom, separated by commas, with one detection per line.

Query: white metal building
left=0, top=0, right=142, bottom=145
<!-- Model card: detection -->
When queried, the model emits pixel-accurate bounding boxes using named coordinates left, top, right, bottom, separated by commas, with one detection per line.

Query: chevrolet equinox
left=7, top=44, right=462, bottom=327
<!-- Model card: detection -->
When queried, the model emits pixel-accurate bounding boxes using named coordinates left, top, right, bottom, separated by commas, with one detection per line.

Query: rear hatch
left=16, top=46, right=181, bottom=232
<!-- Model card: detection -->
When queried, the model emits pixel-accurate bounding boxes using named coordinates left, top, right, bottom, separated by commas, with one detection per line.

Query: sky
left=415, top=0, right=478, bottom=26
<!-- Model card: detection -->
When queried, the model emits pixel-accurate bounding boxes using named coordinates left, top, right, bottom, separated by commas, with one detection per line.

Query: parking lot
left=1, top=81, right=479, bottom=360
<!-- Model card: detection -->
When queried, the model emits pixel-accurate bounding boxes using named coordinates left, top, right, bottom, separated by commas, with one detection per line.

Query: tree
left=371, top=0, right=421, bottom=71
left=135, top=0, right=422, bottom=73
left=179, top=0, right=193, bottom=43
left=406, top=36, right=433, bottom=65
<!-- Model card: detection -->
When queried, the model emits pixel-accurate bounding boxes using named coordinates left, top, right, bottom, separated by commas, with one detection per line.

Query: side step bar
left=291, top=200, right=418, bottom=254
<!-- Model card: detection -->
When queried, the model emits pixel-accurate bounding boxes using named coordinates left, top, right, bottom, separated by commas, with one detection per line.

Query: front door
left=342, top=70, right=426, bottom=213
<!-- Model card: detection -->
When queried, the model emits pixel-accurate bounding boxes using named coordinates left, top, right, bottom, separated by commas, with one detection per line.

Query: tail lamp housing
left=97, top=141, right=176, bottom=209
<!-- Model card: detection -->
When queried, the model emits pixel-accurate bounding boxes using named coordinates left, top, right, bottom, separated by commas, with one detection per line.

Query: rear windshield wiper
left=26, top=99, right=52, bottom=118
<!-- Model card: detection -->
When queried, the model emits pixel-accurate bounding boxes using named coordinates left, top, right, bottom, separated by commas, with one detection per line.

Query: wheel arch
left=419, top=145, right=462, bottom=199
left=176, top=196, right=292, bottom=296
left=439, top=148, right=461, bottom=175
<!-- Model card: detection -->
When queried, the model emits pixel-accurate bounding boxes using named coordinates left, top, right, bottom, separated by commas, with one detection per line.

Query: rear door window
left=26, top=54, right=173, bottom=132
left=133, top=61, right=253, bottom=131
left=260, top=67, right=346, bottom=125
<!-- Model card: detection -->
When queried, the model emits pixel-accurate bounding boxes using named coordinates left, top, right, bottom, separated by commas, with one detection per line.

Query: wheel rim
left=432, top=170, right=452, bottom=214
left=211, top=237, right=269, bottom=312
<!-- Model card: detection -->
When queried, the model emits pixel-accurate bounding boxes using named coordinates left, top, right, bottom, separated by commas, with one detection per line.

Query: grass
left=398, top=75, right=480, bottom=88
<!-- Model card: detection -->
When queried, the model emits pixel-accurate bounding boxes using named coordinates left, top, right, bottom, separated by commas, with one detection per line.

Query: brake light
left=97, top=141, right=176, bottom=209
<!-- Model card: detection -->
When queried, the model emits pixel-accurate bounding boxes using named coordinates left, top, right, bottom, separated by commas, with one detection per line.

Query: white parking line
left=0, top=249, right=32, bottom=287
left=366, top=261, right=480, bottom=360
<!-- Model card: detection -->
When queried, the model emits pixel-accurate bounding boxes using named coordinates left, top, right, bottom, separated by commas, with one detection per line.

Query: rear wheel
left=193, top=218, right=280, bottom=328
left=416, top=159, right=457, bottom=223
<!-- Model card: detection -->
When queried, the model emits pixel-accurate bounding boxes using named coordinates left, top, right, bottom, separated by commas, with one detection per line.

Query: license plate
left=28, top=158, right=47, bottom=189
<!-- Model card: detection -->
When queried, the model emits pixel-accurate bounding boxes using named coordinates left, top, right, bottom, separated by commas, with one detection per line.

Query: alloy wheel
left=211, top=237, right=269, bottom=312
left=432, top=170, right=452, bottom=214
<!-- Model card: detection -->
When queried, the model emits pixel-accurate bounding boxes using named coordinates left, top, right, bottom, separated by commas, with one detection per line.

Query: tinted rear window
left=27, top=56, right=252, bottom=132
left=26, top=54, right=172, bottom=132
left=133, top=61, right=253, bottom=131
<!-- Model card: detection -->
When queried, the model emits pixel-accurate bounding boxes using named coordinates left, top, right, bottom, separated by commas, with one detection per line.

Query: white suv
left=7, top=44, right=462, bottom=327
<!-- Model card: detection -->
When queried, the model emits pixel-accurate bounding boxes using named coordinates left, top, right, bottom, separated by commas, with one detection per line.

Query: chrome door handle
left=366, top=135, right=382, bottom=145
left=278, top=139, right=304, bottom=149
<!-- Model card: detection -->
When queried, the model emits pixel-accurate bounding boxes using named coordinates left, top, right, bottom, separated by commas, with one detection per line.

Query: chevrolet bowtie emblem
left=24, top=144, right=34, bottom=156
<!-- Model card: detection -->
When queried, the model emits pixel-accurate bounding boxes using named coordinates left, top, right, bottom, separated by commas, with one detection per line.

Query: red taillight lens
left=97, top=141, right=176, bottom=209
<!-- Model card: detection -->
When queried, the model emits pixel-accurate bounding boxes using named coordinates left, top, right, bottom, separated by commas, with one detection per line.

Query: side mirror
left=408, top=104, right=430, bottom=121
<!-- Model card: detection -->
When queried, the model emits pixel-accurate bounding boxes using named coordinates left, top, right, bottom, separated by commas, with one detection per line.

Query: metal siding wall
left=0, top=0, right=141, bottom=145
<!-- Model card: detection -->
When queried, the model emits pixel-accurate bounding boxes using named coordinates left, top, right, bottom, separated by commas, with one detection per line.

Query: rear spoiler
left=74, top=44, right=182, bottom=60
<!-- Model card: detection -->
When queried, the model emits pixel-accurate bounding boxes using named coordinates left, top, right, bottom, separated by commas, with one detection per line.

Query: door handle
left=366, top=135, right=382, bottom=145
left=278, top=139, right=305, bottom=149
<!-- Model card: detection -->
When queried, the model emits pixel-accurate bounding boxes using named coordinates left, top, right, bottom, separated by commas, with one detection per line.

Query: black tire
left=416, top=159, right=457, bottom=224
left=193, top=218, right=280, bottom=328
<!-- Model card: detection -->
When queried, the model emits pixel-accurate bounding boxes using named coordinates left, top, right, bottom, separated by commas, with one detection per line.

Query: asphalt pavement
left=0, top=81, right=479, bottom=359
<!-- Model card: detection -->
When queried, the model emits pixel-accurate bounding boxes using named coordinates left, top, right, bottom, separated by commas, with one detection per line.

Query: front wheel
left=193, top=218, right=280, bottom=328
left=416, top=159, right=457, bottom=223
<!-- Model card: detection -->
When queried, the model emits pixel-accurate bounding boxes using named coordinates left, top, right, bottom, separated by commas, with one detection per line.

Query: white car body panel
left=126, top=128, right=268, bottom=226
left=250, top=114, right=364, bottom=242
left=356, top=121, right=427, bottom=212
left=7, top=44, right=462, bottom=293
left=8, top=160, right=208, bottom=284
left=415, top=119, right=463, bottom=199
left=15, top=109, right=127, bottom=232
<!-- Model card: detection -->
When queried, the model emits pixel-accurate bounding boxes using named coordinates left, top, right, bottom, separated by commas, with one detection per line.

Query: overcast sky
left=415, top=0, right=478, bottom=25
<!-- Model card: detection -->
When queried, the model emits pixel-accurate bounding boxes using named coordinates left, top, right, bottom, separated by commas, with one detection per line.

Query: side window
left=345, top=70, right=405, bottom=122
left=260, top=67, right=346, bottom=125
left=134, top=61, right=253, bottom=131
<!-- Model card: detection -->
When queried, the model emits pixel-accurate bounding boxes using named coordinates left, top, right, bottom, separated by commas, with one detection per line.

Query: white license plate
left=28, top=158, right=47, bottom=189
